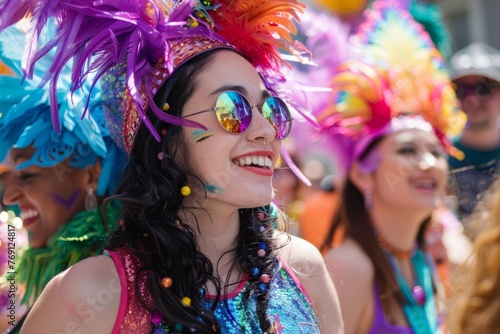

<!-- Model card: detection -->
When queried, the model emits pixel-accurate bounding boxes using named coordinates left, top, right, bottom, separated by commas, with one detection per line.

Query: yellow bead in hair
left=181, top=296, right=191, bottom=307
left=181, top=186, right=191, bottom=197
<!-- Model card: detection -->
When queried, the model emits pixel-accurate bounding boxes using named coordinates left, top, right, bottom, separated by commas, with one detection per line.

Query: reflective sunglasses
left=455, top=81, right=495, bottom=100
left=183, top=91, right=293, bottom=139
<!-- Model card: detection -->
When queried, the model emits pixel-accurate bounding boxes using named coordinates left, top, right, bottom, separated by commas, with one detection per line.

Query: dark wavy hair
left=322, top=138, right=430, bottom=320
left=105, top=49, right=280, bottom=333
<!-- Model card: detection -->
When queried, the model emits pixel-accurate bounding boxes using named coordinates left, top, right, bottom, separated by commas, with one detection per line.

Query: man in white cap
left=448, top=42, right=500, bottom=235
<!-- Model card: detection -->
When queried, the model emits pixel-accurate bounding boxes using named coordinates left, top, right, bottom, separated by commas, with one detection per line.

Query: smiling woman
left=0, top=22, right=127, bottom=332
left=0, top=0, right=343, bottom=333
left=314, top=1, right=466, bottom=334
left=4, top=147, right=97, bottom=248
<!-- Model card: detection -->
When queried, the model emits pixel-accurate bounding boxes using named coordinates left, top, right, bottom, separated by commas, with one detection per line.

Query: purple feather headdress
left=0, top=0, right=311, bottom=154
left=281, top=8, right=350, bottom=173
left=0, top=0, right=224, bottom=150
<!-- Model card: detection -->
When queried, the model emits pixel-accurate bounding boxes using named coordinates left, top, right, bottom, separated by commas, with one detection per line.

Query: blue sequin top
left=201, top=259, right=320, bottom=333
left=107, top=248, right=320, bottom=334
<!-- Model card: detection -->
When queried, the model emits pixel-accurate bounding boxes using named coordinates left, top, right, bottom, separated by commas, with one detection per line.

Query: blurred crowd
left=270, top=1, right=500, bottom=333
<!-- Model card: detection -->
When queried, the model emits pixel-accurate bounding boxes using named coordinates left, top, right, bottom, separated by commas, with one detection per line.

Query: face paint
left=27, top=230, right=35, bottom=243
left=192, top=129, right=215, bottom=143
left=181, top=51, right=281, bottom=209
left=204, top=183, right=224, bottom=193
left=4, top=147, right=90, bottom=248
left=50, top=190, right=80, bottom=210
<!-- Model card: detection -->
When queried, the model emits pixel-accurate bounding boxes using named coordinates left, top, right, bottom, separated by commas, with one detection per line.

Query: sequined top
left=106, top=247, right=319, bottom=334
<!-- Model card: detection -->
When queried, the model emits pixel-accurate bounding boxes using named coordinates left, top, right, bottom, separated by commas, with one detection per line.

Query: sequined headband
left=103, top=36, right=232, bottom=152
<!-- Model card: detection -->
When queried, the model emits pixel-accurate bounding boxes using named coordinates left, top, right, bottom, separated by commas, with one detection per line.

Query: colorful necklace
left=376, top=232, right=417, bottom=260
left=385, top=249, right=438, bottom=334
left=376, top=232, right=425, bottom=305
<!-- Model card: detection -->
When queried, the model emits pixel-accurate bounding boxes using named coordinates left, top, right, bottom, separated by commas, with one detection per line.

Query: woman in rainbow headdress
left=0, top=22, right=127, bottom=332
left=315, top=1, right=466, bottom=333
left=0, top=0, right=343, bottom=333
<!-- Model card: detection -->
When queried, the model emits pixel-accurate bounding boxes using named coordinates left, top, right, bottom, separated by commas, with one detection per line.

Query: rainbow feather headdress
left=316, top=0, right=466, bottom=173
left=0, top=22, right=127, bottom=196
left=0, top=0, right=310, bottom=153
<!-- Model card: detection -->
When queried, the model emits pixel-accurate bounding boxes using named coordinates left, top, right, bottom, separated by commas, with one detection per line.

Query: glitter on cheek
left=192, top=129, right=215, bottom=143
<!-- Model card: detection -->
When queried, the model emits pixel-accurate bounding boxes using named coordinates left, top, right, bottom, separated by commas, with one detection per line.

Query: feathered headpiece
left=316, top=0, right=466, bottom=174
left=0, top=23, right=127, bottom=196
left=409, top=0, right=452, bottom=59
left=277, top=7, right=349, bottom=168
left=0, top=0, right=309, bottom=153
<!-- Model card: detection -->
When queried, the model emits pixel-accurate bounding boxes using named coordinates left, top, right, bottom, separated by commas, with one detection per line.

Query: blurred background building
left=436, top=0, right=500, bottom=52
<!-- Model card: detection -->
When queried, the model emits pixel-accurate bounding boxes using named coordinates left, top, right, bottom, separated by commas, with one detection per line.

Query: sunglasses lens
left=477, top=82, right=493, bottom=98
left=215, top=91, right=252, bottom=133
left=262, top=97, right=292, bottom=139
left=456, top=82, right=494, bottom=100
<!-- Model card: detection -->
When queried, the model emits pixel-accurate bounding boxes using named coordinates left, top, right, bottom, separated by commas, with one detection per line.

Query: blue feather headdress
left=0, top=22, right=127, bottom=196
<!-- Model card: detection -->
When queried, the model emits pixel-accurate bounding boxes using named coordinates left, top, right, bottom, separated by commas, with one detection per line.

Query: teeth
left=20, top=209, right=39, bottom=221
left=413, top=180, right=435, bottom=188
left=234, top=156, right=273, bottom=169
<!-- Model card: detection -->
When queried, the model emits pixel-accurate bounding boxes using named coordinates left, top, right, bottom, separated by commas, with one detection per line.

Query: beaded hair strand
left=237, top=207, right=280, bottom=332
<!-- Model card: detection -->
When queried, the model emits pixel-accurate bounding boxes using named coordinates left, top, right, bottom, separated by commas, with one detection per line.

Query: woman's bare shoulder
left=274, top=231, right=344, bottom=333
left=21, top=255, right=121, bottom=334
left=324, top=238, right=374, bottom=280
left=324, top=238, right=375, bottom=334
left=274, top=231, right=325, bottom=274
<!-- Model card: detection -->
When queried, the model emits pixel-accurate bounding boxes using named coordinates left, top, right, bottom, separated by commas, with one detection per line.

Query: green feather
left=409, top=0, right=452, bottom=59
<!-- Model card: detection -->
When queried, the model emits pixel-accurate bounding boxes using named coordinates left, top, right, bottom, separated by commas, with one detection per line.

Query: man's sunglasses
left=455, top=81, right=496, bottom=100
left=183, top=91, right=293, bottom=140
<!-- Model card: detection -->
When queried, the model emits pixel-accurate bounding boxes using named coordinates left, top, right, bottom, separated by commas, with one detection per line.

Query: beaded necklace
left=375, top=231, right=428, bottom=306
left=376, top=232, right=417, bottom=260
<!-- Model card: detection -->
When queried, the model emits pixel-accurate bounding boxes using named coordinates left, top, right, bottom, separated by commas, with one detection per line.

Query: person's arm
left=277, top=233, right=344, bottom=334
left=20, top=255, right=120, bottom=334
left=324, top=238, right=374, bottom=334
